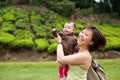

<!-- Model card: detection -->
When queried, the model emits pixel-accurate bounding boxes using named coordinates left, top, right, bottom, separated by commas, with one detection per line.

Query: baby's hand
left=55, top=33, right=62, bottom=43
left=52, top=28, right=58, bottom=37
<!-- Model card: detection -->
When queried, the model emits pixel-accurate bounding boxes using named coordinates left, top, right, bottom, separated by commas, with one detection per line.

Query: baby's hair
left=66, top=21, right=76, bottom=29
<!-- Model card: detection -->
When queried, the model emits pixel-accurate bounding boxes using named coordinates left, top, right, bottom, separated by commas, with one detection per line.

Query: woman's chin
left=79, top=41, right=85, bottom=45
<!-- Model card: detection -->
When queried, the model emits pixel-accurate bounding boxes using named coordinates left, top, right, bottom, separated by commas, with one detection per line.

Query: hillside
left=0, top=4, right=120, bottom=61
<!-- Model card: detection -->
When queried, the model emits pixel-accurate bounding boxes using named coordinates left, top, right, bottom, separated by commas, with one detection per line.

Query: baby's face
left=63, top=23, right=75, bottom=34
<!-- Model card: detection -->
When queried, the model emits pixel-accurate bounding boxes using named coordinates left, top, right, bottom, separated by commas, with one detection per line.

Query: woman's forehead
left=83, top=28, right=93, bottom=34
left=83, top=28, right=92, bottom=31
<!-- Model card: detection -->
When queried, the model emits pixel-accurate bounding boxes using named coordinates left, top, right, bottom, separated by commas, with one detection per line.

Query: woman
left=55, top=26, right=106, bottom=80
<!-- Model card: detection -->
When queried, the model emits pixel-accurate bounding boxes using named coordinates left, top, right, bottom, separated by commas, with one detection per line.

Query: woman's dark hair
left=83, top=26, right=106, bottom=52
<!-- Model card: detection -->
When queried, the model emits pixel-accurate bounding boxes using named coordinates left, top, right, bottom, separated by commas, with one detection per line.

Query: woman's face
left=78, top=28, right=93, bottom=47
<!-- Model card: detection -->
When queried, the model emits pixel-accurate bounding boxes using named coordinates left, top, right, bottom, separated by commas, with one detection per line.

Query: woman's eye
left=85, top=33, right=88, bottom=36
left=81, top=31, right=84, bottom=33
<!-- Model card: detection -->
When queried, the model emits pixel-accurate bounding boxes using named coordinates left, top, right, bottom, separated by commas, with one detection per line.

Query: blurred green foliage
left=49, top=0, right=76, bottom=17
left=35, top=39, right=49, bottom=52
left=1, top=22, right=15, bottom=33
left=13, top=30, right=34, bottom=39
left=0, top=4, right=119, bottom=55
left=10, top=39, right=34, bottom=49
left=0, top=31, right=15, bottom=46
left=47, top=42, right=57, bottom=54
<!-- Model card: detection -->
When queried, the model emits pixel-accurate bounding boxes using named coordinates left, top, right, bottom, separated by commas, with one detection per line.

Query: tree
left=16, top=0, right=29, bottom=4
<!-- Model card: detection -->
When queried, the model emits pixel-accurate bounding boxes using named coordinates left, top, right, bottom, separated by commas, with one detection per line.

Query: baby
left=52, top=21, right=77, bottom=80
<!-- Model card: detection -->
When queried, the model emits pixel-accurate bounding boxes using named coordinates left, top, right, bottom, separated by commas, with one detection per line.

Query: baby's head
left=63, top=21, right=76, bottom=34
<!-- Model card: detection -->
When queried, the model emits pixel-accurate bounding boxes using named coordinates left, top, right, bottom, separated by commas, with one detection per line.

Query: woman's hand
left=55, top=33, right=62, bottom=43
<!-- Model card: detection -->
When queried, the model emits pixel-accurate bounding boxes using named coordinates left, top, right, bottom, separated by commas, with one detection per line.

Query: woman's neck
left=79, top=45, right=89, bottom=52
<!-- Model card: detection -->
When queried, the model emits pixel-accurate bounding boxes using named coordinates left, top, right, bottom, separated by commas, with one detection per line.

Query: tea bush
left=47, top=42, right=57, bottom=54
left=0, top=17, right=3, bottom=23
left=10, top=39, right=34, bottom=49
left=15, top=19, right=30, bottom=30
left=35, top=39, right=49, bottom=52
left=30, top=15, right=41, bottom=25
left=0, top=6, right=120, bottom=54
left=3, top=13, right=16, bottom=21
left=0, top=32, right=15, bottom=46
left=1, top=21, right=15, bottom=33
left=32, top=25, right=46, bottom=38
left=14, top=30, right=34, bottom=39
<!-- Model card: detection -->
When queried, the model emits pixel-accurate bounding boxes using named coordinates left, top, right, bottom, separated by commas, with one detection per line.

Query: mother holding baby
left=55, top=25, right=106, bottom=80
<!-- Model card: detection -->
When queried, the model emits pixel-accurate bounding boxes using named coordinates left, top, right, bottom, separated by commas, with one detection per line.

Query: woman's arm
left=57, top=43, right=64, bottom=62
left=57, top=43, right=90, bottom=65
left=57, top=51, right=89, bottom=65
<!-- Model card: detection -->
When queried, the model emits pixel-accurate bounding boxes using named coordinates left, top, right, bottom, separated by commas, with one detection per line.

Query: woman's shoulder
left=84, top=51, right=92, bottom=61
left=77, top=51, right=92, bottom=62
left=71, top=51, right=91, bottom=63
left=76, top=51, right=92, bottom=69
left=77, top=50, right=91, bottom=57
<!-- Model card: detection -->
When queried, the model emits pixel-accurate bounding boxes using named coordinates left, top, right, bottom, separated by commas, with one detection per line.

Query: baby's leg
left=58, top=66, right=64, bottom=79
left=63, top=65, right=69, bottom=77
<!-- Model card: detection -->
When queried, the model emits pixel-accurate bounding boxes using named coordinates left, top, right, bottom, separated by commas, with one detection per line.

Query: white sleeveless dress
left=67, top=64, right=88, bottom=80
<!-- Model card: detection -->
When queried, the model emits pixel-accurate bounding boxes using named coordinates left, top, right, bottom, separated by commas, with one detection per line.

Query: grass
left=97, top=59, right=120, bottom=80
left=0, top=62, right=58, bottom=80
left=0, top=59, right=120, bottom=80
